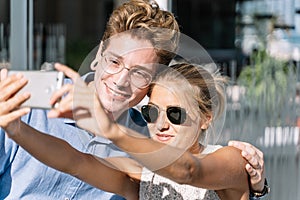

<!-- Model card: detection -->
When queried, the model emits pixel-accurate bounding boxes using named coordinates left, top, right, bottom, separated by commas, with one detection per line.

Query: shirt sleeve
left=0, top=128, right=19, bottom=175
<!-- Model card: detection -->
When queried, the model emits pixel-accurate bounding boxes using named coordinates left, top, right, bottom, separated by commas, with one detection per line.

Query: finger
left=0, top=76, right=28, bottom=102
left=0, top=107, right=31, bottom=128
left=0, top=107, right=30, bottom=122
left=228, top=140, right=263, bottom=159
left=246, top=163, right=259, bottom=178
left=246, top=163, right=265, bottom=192
left=57, top=95, right=73, bottom=113
left=49, top=83, right=73, bottom=105
left=48, top=94, right=73, bottom=118
left=228, top=140, right=245, bottom=147
left=241, top=150, right=260, bottom=169
left=47, top=109, right=61, bottom=118
left=248, top=144, right=263, bottom=159
left=231, top=141, right=263, bottom=156
left=47, top=108, right=73, bottom=119
left=0, top=93, right=30, bottom=119
left=228, top=140, right=248, bottom=151
left=0, top=73, right=22, bottom=89
left=0, top=68, right=8, bottom=81
left=49, top=96, right=72, bottom=114
left=245, top=145, right=264, bottom=169
left=54, top=63, right=80, bottom=81
left=0, top=92, right=31, bottom=114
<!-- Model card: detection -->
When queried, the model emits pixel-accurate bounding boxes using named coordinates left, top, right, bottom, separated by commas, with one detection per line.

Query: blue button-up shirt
left=0, top=107, right=148, bottom=200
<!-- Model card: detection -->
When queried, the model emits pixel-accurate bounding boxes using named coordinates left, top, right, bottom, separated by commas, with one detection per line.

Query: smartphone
left=8, top=70, right=65, bottom=109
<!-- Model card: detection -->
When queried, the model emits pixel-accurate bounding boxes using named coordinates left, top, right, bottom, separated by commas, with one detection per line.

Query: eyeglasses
left=141, top=104, right=187, bottom=125
left=101, top=53, right=153, bottom=88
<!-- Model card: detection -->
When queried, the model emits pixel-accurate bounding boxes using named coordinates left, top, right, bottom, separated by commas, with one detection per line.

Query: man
left=0, top=0, right=268, bottom=199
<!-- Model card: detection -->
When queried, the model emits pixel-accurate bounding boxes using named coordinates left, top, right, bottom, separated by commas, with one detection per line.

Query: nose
left=156, top=111, right=170, bottom=130
left=114, top=67, right=130, bottom=88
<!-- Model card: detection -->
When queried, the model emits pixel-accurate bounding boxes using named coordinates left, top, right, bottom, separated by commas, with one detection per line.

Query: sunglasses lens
left=141, top=105, right=159, bottom=123
left=167, top=107, right=187, bottom=125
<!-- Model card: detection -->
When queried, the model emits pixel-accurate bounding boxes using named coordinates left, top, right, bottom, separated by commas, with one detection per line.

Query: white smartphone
left=8, top=70, right=65, bottom=109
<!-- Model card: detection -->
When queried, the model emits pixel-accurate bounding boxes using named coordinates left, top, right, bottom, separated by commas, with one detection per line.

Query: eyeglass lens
left=141, top=105, right=187, bottom=125
left=102, top=54, right=152, bottom=88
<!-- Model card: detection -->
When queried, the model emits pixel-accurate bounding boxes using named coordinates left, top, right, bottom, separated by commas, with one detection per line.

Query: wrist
left=5, top=121, right=23, bottom=139
left=250, top=179, right=270, bottom=198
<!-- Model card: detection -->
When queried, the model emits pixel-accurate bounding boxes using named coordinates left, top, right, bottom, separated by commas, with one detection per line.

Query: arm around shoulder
left=190, top=146, right=249, bottom=193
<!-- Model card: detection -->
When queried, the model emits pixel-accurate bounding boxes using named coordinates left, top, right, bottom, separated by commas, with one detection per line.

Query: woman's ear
left=90, top=41, right=103, bottom=71
left=200, top=115, right=212, bottom=130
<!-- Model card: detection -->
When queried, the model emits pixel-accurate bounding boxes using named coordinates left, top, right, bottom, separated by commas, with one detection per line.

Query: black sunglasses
left=141, top=104, right=187, bottom=125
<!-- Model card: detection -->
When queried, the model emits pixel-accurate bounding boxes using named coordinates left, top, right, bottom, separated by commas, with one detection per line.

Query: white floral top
left=139, top=145, right=222, bottom=200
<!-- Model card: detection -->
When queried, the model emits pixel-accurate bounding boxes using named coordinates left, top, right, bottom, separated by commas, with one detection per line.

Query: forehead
left=104, top=34, right=159, bottom=66
left=150, top=81, right=198, bottom=114
left=150, top=84, right=182, bottom=106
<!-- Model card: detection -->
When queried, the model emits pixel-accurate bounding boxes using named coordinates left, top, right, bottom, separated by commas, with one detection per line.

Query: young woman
left=0, top=63, right=250, bottom=199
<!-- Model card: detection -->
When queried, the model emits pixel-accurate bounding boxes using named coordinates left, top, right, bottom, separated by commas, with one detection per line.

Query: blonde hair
left=149, top=63, right=227, bottom=128
left=101, top=0, right=179, bottom=65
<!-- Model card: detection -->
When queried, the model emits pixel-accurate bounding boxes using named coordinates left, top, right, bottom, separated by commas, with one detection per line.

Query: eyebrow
left=104, top=51, right=122, bottom=59
left=148, top=102, right=157, bottom=107
left=105, top=51, right=156, bottom=74
left=133, top=65, right=155, bottom=74
left=148, top=102, right=184, bottom=109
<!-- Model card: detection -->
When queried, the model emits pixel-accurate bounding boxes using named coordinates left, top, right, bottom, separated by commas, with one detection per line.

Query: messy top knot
left=101, top=0, right=179, bottom=65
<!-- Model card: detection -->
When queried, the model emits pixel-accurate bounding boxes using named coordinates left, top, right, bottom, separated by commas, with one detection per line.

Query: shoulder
left=199, top=145, right=246, bottom=173
left=214, top=146, right=245, bottom=162
left=202, top=146, right=246, bottom=176
left=129, top=108, right=147, bottom=127
left=214, top=147, right=249, bottom=194
left=202, top=144, right=222, bottom=154
left=117, top=108, right=149, bottom=137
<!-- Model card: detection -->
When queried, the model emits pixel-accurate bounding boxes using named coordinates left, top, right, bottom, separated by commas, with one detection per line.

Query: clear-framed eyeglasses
left=101, top=53, right=153, bottom=88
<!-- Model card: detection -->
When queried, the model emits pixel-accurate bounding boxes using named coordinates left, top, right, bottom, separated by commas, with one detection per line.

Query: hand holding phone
left=8, top=70, right=65, bottom=109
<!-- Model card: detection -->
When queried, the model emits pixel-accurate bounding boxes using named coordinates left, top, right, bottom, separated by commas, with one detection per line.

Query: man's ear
left=90, top=41, right=103, bottom=71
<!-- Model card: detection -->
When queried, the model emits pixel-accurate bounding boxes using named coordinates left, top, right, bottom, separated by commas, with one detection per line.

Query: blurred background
left=1, top=0, right=300, bottom=199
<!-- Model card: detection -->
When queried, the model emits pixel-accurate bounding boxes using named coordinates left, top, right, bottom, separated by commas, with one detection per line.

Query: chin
left=101, top=100, right=125, bottom=114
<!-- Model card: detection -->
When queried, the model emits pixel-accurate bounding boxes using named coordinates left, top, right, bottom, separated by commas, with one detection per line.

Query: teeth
left=111, top=89, right=125, bottom=97
left=157, top=134, right=174, bottom=137
left=156, top=134, right=174, bottom=142
left=109, top=87, right=129, bottom=98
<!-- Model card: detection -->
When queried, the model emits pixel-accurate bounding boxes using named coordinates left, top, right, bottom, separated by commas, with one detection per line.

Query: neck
left=106, top=110, right=116, bottom=121
left=105, top=107, right=126, bottom=121
left=189, top=142, right=204, bottom=154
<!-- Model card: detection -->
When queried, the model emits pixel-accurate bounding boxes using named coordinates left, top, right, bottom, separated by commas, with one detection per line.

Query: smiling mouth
left=106, top=84, right=131, bottom=99
left=155, top=133, right=175, bottom=142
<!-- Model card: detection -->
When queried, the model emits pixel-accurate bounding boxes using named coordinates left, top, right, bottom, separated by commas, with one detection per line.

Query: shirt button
left=64, top=198, right=69, bottom=200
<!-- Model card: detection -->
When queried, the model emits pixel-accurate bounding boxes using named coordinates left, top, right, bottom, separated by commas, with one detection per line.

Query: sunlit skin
left=90, top=34, right=159, bottom=120
left=147, top=84, right=205, bottom=153
left=0, top=67, right=255, bottom=199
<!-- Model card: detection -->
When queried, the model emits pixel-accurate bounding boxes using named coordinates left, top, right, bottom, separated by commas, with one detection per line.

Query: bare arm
left=16, top=125, right=139, bottom=197
left=48, top=64, right=249, bottom=195
left=106, top=126, right=249, bottom=192
left=0, top=68, right=139, bottom=200
left=6, top=122, right=139, bottom=199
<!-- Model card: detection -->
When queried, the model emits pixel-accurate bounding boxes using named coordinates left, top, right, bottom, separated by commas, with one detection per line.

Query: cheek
left=94, top=67, right=106, bottom=81
left=173, top=126, right=199, bottom=148
left=94, top=70, right=111, bottom=89
left=148, top=124, right=157, bottom=137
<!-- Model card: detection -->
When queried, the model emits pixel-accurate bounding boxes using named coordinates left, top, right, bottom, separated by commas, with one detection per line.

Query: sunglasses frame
left=141, top=104, right=187, bottom=125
